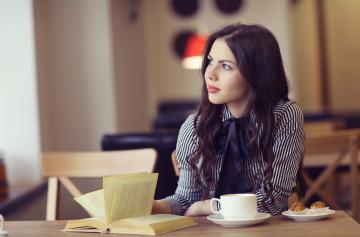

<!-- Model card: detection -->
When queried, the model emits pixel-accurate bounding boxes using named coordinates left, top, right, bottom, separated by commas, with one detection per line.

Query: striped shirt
left=163, top=100, right=305, bottom=215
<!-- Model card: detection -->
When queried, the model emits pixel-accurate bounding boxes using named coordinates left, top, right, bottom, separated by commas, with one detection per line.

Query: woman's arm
left=152, top=200, right=172, bottom=214
left=153, top=199, right=212, bottom=216
left=154, top=114, right=203, bottom=215
left=184, top=200, right=212, bottom=216
left=256, top=102, right=305, bottom=214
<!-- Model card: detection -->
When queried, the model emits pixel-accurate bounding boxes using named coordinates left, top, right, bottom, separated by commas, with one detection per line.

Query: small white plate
left=282, top=209, right=336, bottom=222
left=206, top=213, right=271, bottom=227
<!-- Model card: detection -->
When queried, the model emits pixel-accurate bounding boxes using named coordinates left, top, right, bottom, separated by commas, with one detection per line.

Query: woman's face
left=204, top=38, right=250, bottom=111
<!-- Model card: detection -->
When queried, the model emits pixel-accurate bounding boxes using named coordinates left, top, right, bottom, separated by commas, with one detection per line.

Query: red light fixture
left=182, top=34, right=207, bottom=69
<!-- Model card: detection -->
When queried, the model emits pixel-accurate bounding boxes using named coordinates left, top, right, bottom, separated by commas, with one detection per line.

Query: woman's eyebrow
left=218, top=59, right=237, bottom=65
left=208, top=54, right=236, bottom=65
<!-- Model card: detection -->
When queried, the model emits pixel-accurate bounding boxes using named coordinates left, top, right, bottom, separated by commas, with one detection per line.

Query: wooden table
left=3, top=211, right=360, bottom=237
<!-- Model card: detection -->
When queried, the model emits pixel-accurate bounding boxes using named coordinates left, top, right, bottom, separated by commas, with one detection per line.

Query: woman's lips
left=207, top=85, right=220, bottom=93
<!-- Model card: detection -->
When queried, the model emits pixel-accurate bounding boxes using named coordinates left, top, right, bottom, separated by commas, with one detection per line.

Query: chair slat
left=46, top=177, right=58, bottom=221
left=59, top=177, right=82, bottom=197
left=42, top=149, right=157, bottom=177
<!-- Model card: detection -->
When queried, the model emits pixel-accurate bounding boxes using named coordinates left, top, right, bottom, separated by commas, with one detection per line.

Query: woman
left=153, top=23, right=304, bottom=216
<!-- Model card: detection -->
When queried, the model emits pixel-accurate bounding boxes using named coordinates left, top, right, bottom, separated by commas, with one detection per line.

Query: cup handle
left=0, top=214, right=3, bottom=230
left=210, top=198, right=221, bottom=214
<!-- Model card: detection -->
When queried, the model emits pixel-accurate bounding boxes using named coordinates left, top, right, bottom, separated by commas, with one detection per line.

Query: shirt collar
left=221, top=105, right=255, bottom=123
left=222, top=105, right=234, bottom=122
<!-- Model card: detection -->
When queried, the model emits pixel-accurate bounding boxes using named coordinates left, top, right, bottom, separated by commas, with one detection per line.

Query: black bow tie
left=213, top=117, right=251, bottom=197
left=213, top=117, right=250, bottom=161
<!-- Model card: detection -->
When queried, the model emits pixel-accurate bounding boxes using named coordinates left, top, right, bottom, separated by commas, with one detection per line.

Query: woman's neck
left=226, top=98, right=250, bottom=118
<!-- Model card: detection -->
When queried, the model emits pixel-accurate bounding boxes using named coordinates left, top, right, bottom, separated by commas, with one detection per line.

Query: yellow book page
left=64, top=217, right=107, bottom=233
left=109, top=214, right=197, bottom=235
left=74, top=189, right=105, bottom=219
left=149, top=215, right=198, bottom=235
left=103, top=172, right=158, bottom=225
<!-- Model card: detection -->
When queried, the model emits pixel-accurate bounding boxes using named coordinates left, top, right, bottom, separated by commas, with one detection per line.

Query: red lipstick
left=207, top=85, right=220, bottom=93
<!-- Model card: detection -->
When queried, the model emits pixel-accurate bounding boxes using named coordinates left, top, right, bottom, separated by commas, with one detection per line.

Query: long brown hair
left=189, top=23, right=292, bottom=209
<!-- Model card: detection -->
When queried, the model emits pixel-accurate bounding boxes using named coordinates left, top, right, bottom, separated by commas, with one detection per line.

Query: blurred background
left=1, top=0, right=360, bottom=220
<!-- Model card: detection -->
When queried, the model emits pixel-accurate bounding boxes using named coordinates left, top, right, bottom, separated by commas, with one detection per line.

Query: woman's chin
left=208, top=97, right=224, bottom=105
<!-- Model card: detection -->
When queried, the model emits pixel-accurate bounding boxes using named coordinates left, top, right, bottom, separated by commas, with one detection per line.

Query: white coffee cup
left=210, top=193, right=257, bottom=220
left=0, top=214, right=7, bottom=237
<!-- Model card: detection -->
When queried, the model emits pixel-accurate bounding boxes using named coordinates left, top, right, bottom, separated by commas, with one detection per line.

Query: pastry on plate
left=310, top=201, right=327, bottom=209
left=289, top=201, right=306, bottom=213
left=308, top=201, right=330, bottom=214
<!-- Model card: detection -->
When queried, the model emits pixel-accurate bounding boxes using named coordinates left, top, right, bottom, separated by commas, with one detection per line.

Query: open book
left=63, top=172, right=197, bottom=235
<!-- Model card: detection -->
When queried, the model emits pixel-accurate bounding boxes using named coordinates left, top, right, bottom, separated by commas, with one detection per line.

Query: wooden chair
left=41, top=148, right=157, bottom=220
left=303, top=129, right=360, bottom=221
left=304, top=119, right=344, bottom=135
left=171, top=150, right=180, bottom=177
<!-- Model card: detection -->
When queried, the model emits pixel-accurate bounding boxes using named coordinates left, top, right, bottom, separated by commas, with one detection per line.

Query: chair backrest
left=41, top=148, right=157, bottom=220
left=304, top=119, right=344, bottom=135
left=304, top=129, right=360, bottom=165
left=303, top=129, right=360, bottom=221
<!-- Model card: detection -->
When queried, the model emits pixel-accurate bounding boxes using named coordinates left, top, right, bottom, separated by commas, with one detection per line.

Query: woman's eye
left=208, top=58, right=214, bottom=65
left=222, top=64, right=232, bottom=70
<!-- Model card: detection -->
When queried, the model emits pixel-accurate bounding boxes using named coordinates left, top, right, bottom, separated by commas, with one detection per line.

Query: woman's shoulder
left=273, top=100, right=303, bottom=119
left=180, top=113, right=198, bottom=131
left=177, top=113, right=199, bottom=143
left=176, top=113, right=199, bottom=163
left=273, top=100, right=304, bottom=133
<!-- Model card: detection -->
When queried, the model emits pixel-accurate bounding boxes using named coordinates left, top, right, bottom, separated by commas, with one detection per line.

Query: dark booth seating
left=304, top=112, right=333, bottom=122
left=101, top=131, right=179, bottom=199
left=153, top=100, right=198, bottom=130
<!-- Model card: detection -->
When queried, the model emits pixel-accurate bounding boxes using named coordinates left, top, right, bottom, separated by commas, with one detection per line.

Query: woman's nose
left=206, top=67, right=218, bottom=81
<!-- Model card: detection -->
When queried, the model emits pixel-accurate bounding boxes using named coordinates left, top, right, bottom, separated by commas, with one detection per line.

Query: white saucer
left=0, top=230, right=7, bottom=237
left=206, top=213, right=271, bottom=227
left=282, top=209, right=336, bottom=221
